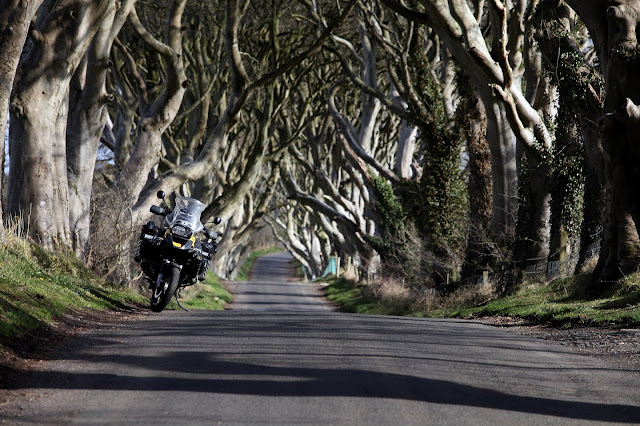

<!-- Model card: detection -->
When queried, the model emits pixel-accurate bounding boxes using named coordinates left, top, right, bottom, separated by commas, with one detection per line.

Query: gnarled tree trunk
left=0, top=0, right=45, bottom=242
left=565, top=0, right=640, bottom=283
left=8, top=0, right=111, bottom=248
left=67, top=0, right=135, bottom=258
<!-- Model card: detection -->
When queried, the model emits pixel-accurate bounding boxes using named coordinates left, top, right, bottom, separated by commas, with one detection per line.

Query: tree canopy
left=0, top=0, right=637, bottom=290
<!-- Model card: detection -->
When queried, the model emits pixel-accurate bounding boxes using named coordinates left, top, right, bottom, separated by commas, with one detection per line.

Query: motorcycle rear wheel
left=150, top=264, right=180, bottom=312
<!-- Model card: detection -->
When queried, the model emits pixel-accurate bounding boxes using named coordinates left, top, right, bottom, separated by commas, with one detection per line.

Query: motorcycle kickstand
left=175, top=289, right=190, bottom=312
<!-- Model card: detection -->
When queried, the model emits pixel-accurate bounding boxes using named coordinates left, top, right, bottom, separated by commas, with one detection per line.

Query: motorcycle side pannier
left=134, top=221, right=159, bottom=263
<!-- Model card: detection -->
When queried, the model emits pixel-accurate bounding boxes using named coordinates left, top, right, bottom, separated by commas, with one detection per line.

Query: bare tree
left=8, top=0, right=113, bottom=249
left=382, top=0, right=554, bottom=257
left=114, top=0, right=190, bottom=207
left=562, top=0, right=640, bottom=283
left=0, top=0, right=46, bottom=242
left=67, top=0, right=137, bottom=258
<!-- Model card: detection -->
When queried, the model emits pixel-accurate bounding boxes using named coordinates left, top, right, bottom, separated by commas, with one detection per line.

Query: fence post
left=559, top=228, right=568, bottom=262
left=560, top=228, right=568, bottom=275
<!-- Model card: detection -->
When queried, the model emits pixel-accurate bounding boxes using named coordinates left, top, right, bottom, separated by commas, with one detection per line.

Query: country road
left=227, top=251, right=334, bottom=311
left=1, top=252, right=639, bottom=424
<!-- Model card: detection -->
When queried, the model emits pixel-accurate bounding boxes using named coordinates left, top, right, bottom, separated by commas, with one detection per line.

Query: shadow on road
left=7, top=311, right=640, bottom=423
left=9, top=353, right=639, bottom=423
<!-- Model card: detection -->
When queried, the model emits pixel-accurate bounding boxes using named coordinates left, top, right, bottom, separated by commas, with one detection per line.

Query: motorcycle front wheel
left=150, top=264, right=180, bottom=312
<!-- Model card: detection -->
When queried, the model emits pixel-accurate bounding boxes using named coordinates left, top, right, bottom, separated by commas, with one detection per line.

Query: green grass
left=235, top=247, right=283, bottom=281
left=326, top=273, right=640, bottom=326
left=166, top=272, right=232, bottom=310
left=436, top=274, right=640, bottom=326
left=0, top=234, right=145, bottom=354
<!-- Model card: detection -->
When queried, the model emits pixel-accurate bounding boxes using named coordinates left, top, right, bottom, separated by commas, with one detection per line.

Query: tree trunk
left=0, top=0, right=45, bottom=242
left=391, top=82, right=418, bottom=179
left=565, top=0, right=640, bottom=283
left=459, top=77, right=492, bottom=280
left=8, top=0, right=111, bottom=249
left=526, top=157, right=552, bottom=260
left=67, top=0, right=134, bottom=258
left=484, top=100, right=519, bottom=238
left=115, top=0, right=189, bottom=208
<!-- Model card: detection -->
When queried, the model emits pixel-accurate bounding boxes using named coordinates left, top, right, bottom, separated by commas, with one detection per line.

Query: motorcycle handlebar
left=150, top=205, right=171, bottom=216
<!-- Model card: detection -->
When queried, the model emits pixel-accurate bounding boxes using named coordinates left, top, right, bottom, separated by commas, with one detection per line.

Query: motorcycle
left=134, top=191, right=222, bottom=312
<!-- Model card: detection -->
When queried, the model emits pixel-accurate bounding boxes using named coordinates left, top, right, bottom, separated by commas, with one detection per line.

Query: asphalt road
left=227, top=251, right=334, bottom=311
left=1, top=253, right=639, bottom=424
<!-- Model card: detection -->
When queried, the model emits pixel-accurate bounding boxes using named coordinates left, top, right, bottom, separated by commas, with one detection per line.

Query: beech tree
left=382, top=0, right=555, bottom=263
left=113, top=0, right=190, bottom=210
left=562, top=0, right=640, bottom=283
left=114, top=0, right=353, bottom=221
left=527, top=3, right=602, bottom=275
left=0, top=0, right=46, bottom=242
left=88, top=0, right=355, bottom=278
left=67, top=0, right=137, bottom=257
left=8, top=0, right=113, bottom=249
left=286, top=1, right=477, bottom=282
left=4, top=0, right=633, bottom=291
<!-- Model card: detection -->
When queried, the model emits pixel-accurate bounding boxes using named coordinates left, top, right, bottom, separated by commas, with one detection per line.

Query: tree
left=531, top=3, right=602, bottom=271
left=458, top=73, right=493, bottom=281
left=8, top=0, right=113, bottom=249
left=0, top=0, right=46, bottom=243
left=563, top=0, right=640, bottom=283
left=114, top=0, right=190, bottom=210
left=84, top=0, right=355, bottom=278
left=67, top=0, right=137, bottom=257
left=382, top=0, right=555, bottom=263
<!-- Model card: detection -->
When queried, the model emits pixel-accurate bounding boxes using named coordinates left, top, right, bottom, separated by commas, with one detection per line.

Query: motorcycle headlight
left=171, top=225, right=192, bottom=238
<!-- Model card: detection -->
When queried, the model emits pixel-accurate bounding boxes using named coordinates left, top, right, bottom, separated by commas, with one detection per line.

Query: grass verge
left=326, top=278, right=410, bottom=316
left=235, top=247, right=283, bottom=281
left=0, top=233, right=146, bottom=356
left=326, top=272, right=640, bottom=327
left=166, top=272, right=232, bottom=310
left=435, top=274, right=640, bottom=326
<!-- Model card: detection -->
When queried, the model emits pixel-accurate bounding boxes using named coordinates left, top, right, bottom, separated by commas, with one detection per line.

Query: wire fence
left=478, top=240, right=602, bottom=286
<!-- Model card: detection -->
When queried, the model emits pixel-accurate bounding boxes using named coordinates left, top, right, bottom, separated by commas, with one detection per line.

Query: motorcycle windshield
left=166, top=197, right=206, bottom=233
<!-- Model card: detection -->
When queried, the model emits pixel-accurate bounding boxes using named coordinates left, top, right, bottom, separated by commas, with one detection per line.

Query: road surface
left=1, top=252, right=638, bottom=424
left=227, top=251, right=334, bottom=311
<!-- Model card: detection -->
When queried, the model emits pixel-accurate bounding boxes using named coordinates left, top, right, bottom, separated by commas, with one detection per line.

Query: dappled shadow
left=8, top=352, right=640, bottom=423
left=5, top=311, right=639, bottom=423
left=87, top=287, right=138, bottom=311
left=596, top=292, right=640, bottom=310
left=232, top=290, right=327, bottom=298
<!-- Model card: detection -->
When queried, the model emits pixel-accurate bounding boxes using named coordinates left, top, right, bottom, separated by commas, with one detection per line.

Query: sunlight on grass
left=166, top=272, right=232, bottom=310
left=433, top=274, right=640, bottom=325
left=0, top=233, right=144, bottom=352
left=326, top=278, right=408, bottom=316
left=326, top=271, right=640, bottom=326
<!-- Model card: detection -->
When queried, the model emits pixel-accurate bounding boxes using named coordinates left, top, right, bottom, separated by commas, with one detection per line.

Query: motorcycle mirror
left=214, top=217, right=222, bottom=225
left=157, top=190, right=166, bottom=200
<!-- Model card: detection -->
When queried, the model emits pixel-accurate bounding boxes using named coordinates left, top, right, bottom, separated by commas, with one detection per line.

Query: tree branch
left=327, top=80, right=400, bottom=184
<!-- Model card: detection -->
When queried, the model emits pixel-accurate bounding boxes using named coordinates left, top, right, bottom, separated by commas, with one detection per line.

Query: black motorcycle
left=134, top=191, right=221, bottom=312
